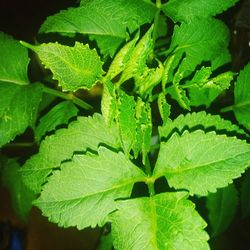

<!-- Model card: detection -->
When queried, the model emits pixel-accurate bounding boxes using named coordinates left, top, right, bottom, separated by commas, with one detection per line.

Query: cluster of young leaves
left=1, top=0, right=250, bottom=249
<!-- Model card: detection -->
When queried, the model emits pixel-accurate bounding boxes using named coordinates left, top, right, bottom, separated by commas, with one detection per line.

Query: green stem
left=156, top=0, right=161, bottom=8
left=152, top=0, right=162, bottom=45
left=220, top=105, right=234, bottom=113
left=220, top=101, right=250, bottom=113
left=42, top=86, right=93, bottom=110
left=144, top=154, right=155, bottom=196
left=148, top=181, right=155, bottom=196
left=5, top=142, right=35, bottom=147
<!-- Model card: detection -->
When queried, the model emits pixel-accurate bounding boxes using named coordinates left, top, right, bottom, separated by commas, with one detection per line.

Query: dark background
left=0, top=0, right=250, bottom=249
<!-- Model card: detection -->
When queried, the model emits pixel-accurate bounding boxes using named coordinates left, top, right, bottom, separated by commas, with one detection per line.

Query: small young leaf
left=39, top=0, right=156, bottom=57
left=1, top=160, right=35, bottom=220
left=241, top=170, right=250, bottom=218
left=133, top=98, right=152, bottom=160
left=166, top=83, right=190, bottom=110
left=21, top=114, right=121, bottom=194
left=105, top=34, right=139, bottom=81
left=206, top=184, right=238, bottom=236
left=159, top=111, right=246, bottom=139
left=0, top=82, right=43, bottom=147
left=22, top=41, right=103, bottom=92
left=0, top=32, right=29, bottom=85
left=119, top=26, right=154, bottom=85
left=101, top=80, right=117, bottom=125
left=35, top=101, right=78, bottom=142
left=234, top=62, right=250, bottom=130
left=154, top=130, right=250, bottom=196
left=117, top=91, right=137, bottom=154
left=157, top=93, right=171, bottom=125
left=187, top=71, right=234, bottom=107
left=34, top=147, right=146, bottom=230
left=111, top=192, right=209, bottom=250
left=162, top=0, right=239, bottom=23
left=137, top=62, right=164, bottom=97
left=162, top=54, right=176, bottom=89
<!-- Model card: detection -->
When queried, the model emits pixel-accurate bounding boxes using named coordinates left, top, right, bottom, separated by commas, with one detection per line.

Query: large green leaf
left=21, top=41, right=103, bottom=92
left=111, top=192, right=209, bottom=250
left=206, top=184, right=238, bottom=236
left=234, top=62, right=250, bottom=131
left=0, top=32, right=29, bottom=85
left=35, top=101, right=78, bottom=142
left=1, top=160, right=35, bottom=220
left=0, top=82, right=43, bottom=147
left=162, top=0, right=239, bottom=23
left=168, top=19, right=229, bottom=77
left=34, top=147, right=146, bottom=230
left=154, top=130, right=250, bottom=196
left=21, top=113, right=121, bottom=194
left=159, top=111, right=245, bottom=139
left=39, top=0, right=156, bottom=57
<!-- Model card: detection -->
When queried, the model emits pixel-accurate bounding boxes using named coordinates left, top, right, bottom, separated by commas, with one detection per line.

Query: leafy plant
left=1, top=0, right=250, bottom=249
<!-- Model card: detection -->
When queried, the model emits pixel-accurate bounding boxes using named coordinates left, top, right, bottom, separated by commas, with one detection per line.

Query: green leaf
left=186, top=70, right=234, bottom=107
left=35, top=101, right=78, bottom=142
left=119, top=27, right=154, bottom=84
left=133, top=98, right=152, bottom=160
left=107, top=26, right=163, bottom=97
left=166, top=83, right=190, bottom=110
left=39, top=0, right=156, bottom=57
left=159, top=111, right=246, bottom=139
left=21, top=41, right=103, bottom=92
left=105, top=34, right=139, bottom=81
left=234, top=62, right=250, bottom=130
left=101, top=80, right=117, bottom=125
left=117, top=91, right=137, bottom=154
left=241, top=170, right=250, bottom=218
left=154, top=130, right=250, bottom=196
left=206, top=184, right=238, bottom=236
left=1, top=160, right=35, bottom=220
left=111, top=192, right=209, bottom=250
left=162, top=0, right=239, bottom=23
left=162, top=54, right=176, bottom=89
left=0, top=32, right=29, bottom=85
left=0, top=82, right=43, bottom=147
left=137, top=62, right=164, bottom=97
left=169, top=19, right=229, bottom=76
left=34, top=147, right=146, bottom=230
left=157, top=93, right=171, bottom=126
left=21, top=113, right=121, bottom=194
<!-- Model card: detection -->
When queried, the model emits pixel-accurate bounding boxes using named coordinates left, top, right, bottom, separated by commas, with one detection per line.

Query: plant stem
left=152, top=0, right=162, bottom=45
left=156, top=0, right=161, bottom=8
left=5, top=142, right=35, bottom=147
left=220, top=105, right=234, bottom=113
left=144, top=154, right=155, bottom=196
left=42, top=86, right=93, bottom=110
left=148, top=181, right=155, bottom=196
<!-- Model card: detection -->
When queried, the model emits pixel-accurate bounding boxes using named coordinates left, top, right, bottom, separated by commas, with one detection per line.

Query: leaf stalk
left=42, top=85, right=93, bottom=110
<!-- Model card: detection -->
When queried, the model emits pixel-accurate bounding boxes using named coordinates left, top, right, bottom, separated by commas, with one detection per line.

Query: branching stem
left=42, top=85, right=93, bottom=110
